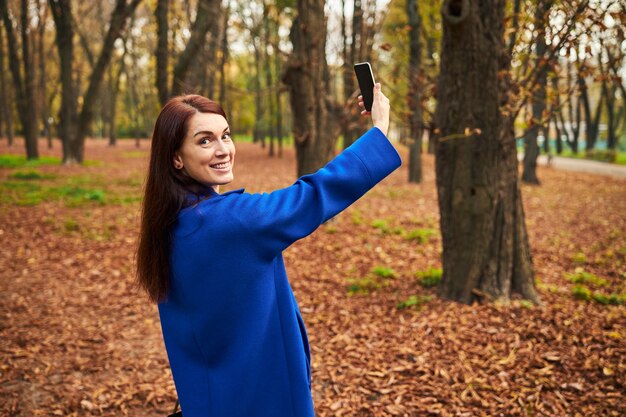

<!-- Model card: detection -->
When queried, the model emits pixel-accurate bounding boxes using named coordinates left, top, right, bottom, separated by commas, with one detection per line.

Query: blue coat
left=158, top=127, right=402, bottom=416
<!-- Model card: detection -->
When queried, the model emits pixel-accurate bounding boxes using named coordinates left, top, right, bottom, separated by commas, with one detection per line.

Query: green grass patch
left=416, top=267, right=442, bottom=288
left=404, top=228, right=436, bottom=243
left=397, top=295, right=432, bottom=310
left=346, top=266, right=397, bottom=295
left=572, top=284, right=592, bottom=300
left=565, top=269, right=608, bottom=287
left=371, top=266, right=397, bottom=278
left=9, top=170, right=57, bottom=180
left=591, top=293, right=626, bottom=305
left=0, top=154, right=60, bottom=168
left=371, top=219, right=404, bottom=235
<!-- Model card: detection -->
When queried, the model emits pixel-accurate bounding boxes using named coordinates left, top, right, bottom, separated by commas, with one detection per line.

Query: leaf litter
left=0, top=139, right=624, bottom=416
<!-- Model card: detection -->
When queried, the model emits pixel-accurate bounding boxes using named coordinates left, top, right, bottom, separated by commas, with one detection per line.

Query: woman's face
left=174, top=112, right=236, bottom=192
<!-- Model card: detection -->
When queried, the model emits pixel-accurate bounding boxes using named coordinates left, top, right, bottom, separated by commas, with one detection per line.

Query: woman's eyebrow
left=193, top=127, right=229, bottom=137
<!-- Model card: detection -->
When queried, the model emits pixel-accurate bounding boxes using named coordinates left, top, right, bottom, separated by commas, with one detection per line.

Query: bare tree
left=49, top=0, right=142, bottom=164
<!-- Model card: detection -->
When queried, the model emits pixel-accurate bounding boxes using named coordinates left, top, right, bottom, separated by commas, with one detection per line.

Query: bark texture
left=434, top=0, right=539, bottom=304
left=283, top=0, right=341, bottom=177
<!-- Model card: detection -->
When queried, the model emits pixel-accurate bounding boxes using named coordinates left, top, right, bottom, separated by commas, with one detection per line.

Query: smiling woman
left=136, top=87, right=400, bottom=417
left=173, top=112, right=236, bottom=192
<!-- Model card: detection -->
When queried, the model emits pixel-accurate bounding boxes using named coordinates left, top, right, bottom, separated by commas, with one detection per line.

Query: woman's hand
left=358, top=83, right=390, bottom=136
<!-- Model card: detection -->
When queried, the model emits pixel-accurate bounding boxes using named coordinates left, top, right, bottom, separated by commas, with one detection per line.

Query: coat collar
left=183, top=186, right=245, bottom=207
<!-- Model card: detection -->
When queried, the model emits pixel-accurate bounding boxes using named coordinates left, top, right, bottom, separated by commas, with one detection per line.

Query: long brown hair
left=136, top=95, right=227, bottom=303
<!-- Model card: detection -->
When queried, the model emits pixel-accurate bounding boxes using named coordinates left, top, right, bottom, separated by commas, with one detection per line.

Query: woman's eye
left=223, top=133, right=232, bottom=141
left=200, top=138, right=212, bottom=145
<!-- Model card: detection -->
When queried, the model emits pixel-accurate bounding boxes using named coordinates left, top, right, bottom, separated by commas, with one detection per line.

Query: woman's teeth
left=211, top=162, right=229, bottom=169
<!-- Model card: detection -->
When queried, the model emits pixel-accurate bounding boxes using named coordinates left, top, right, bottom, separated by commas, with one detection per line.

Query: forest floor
left=1, top=137, right=624, bottom=417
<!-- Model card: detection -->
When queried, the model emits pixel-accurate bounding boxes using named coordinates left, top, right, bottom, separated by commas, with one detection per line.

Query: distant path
left=518, top=154, right=626, bottom=180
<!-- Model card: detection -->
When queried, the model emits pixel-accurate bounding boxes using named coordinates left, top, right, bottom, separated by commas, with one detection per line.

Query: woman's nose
left=215, top=140, right=229, bottom=155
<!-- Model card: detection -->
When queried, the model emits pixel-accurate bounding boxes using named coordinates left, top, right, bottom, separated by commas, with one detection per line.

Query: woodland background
left=1, top=0, right=625, bottom=416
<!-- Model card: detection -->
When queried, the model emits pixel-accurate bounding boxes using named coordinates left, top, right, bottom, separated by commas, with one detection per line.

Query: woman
left=136, top=83, right=401, bottom=417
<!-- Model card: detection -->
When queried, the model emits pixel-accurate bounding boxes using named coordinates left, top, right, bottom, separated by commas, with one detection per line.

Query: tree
left=0, top=0, right=39, bottom=159
left=407, top=0, right=423, bottom=183
left=155, top=0, right=222, bottom=105
left=283, top=0, right=341, bottom=177
left=0, top=17, right=15, bottom=145
left=434, top=0, right=539, bottom=304
left=49, top=0, right=142, bottom=164
left=522, top=0, right=552, bottom=185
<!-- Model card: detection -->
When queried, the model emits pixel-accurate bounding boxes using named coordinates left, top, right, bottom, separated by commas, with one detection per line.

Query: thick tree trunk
left=434, top=0, right=539, bottom=305
left=522, top=0, right=551, bottom=184
left=407, top=0, right=423, bottom=183
left=283, top=1, right=341, bottom=177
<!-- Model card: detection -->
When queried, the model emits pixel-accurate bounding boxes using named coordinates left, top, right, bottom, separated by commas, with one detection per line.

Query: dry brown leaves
left=0, top=138, right=624, bottom=416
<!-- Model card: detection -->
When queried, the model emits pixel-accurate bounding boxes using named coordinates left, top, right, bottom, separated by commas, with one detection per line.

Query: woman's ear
left=173, top=153, right=184, bottom=170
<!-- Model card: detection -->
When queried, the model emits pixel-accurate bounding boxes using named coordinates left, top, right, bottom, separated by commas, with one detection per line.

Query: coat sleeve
left=231, top=127, right=402, bottom=260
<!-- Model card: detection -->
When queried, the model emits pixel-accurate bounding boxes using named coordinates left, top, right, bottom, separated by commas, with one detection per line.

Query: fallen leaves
left=1, top=138, right=625, bottom=416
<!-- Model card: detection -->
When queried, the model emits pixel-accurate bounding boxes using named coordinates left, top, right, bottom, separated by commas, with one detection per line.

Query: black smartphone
left=354, top=62, right=376, bottom=112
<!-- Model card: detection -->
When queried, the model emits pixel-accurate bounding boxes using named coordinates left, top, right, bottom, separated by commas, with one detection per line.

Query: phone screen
left=354, top=62, right=376, bottom=111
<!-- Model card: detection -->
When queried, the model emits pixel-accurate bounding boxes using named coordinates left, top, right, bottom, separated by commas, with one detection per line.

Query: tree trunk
left=170, top=0, right=220, bottom=97
left=155, top=0, right=169, bottom=105
left=341, top=0, right=361, bottom=151
left=283, top=1, right=341, bottom=177
left=263, top=1, right=276, bottom=157
left=75, top=0, right=142, bottom=160
left=1, top=0, right=39, bottom=158
left=578, top=56, right=603, bottom=152
left=108, top=40, right=127, bottom=146
left=522, top=0, right=551, bottom=184
left=218, top=3, right=229, bottom=108
left=37, top=2, right=53, bottom=149
left=49, top=0, right=78, bottom=164
left=434, top=0, right=539, bottom=305
left=50, top=0, right=141, bottom=164
left=272, top=6, right=283, bottom=158
left=20, top=0, right=39, bottom=158
left=252, top=35, right=264, bottom=147
left=407, top=0, right=423, bottom=183
left=0, top=20, right=14, bottom=145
